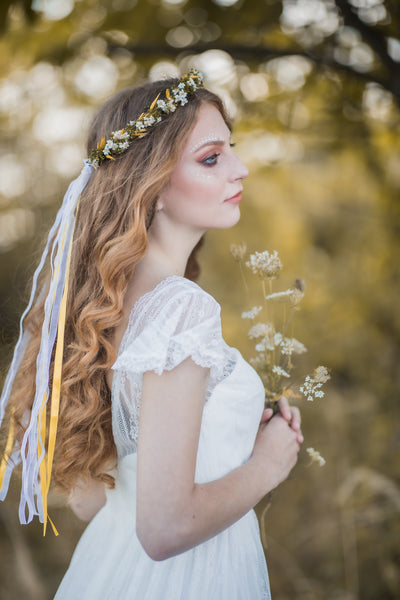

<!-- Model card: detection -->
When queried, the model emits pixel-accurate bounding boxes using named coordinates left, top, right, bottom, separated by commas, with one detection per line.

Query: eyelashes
left=201, top=153, right=220, bottom=166
left=201, top=142, right=236, bottom=166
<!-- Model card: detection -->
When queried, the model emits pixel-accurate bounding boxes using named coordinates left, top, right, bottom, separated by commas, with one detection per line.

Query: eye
left=201, top=153, right=220, bottom=166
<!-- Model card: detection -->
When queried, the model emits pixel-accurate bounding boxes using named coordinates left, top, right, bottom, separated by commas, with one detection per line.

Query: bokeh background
left=0, top=0, right=399, bottom=598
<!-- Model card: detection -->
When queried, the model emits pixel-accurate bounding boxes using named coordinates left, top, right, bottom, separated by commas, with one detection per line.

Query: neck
left=133, top=218, right=205, bottom=282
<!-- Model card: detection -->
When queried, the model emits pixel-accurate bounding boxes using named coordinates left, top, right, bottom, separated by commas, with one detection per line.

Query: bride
left=0, top=70, right=302, bottom=599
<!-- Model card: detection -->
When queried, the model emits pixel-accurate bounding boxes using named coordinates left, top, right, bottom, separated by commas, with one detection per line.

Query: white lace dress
left=54, top=276, right=271, bottom=600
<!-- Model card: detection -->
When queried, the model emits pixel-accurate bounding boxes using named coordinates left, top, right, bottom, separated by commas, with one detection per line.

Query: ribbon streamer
left=0, top=161, right=93, bottom=531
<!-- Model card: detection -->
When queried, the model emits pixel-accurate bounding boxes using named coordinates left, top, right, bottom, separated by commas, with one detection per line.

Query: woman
left=0, top=70, right=302, bottom=599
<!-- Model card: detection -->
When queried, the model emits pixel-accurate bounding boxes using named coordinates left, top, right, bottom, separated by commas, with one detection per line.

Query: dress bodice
left=111, top=276, right=265, bottom=481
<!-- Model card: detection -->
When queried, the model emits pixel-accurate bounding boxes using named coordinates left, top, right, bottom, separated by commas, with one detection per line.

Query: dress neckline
left=130, top=274, right=185, bottom=317
left=118, top=275, right=186, bottom=357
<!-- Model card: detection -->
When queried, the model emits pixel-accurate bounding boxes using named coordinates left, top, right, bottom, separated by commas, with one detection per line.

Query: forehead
left=185, top=103, right=230, bottom=150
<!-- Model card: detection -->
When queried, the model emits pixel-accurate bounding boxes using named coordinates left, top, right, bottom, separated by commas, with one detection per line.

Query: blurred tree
left=0, top=1, right=399, bottom=599
left=1, top=0, right=400, bottom=104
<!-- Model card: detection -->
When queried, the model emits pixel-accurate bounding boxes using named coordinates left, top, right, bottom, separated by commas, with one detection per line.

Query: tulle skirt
left=54, top=454, right=271, bottom=600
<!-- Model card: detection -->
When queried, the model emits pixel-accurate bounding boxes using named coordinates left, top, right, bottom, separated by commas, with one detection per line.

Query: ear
left=154, top=193, right=163, bottom=212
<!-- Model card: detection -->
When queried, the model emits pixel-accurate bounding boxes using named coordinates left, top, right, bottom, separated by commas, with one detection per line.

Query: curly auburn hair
left=4, top=78, right=230, bottom=493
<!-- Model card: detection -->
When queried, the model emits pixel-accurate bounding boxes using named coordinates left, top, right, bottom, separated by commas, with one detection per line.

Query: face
left=156, top=103, right=249, bottom=234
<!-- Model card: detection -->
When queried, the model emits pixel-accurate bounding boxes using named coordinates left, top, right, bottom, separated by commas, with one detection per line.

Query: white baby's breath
left=280, top=337, right=307, bottom=356
left=241, top=306, right=262, bottom=319
left=245, top=250, right=283, bottom=280
left=300, top=366, right=330, bottom=401
left=248, top=323, right=274, bottom=339
left=272, top=365, right=290, bottom=378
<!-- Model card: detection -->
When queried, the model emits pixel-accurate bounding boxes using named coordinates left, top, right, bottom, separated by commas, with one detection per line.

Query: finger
left=289, top=406, right=301, bottom=431
left=278, top=395, right=291, bottom=421
left=260, top=408, right=273, bottom=424
left=296, top=430, right=304, bottom=444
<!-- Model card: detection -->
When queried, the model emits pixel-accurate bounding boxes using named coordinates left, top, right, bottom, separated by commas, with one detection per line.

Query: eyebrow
left=190, top=139, right=227, bottom=154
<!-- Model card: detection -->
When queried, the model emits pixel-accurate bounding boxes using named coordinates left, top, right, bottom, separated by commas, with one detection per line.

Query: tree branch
left=109, top=41, right=393, bottom=100
left=334, top=0, right=396, bottom=70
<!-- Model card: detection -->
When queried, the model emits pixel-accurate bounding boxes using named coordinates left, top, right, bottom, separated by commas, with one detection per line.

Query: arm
left=69, top=478, right=107, bottom=522
left=136, top=357, right=301, bottom=561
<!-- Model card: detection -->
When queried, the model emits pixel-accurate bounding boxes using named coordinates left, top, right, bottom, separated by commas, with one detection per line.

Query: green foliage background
left=0, top=1, right=399, bottom=598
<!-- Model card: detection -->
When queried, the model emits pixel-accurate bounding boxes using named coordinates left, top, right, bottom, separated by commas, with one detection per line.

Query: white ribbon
left=0, top=160, right=93, bottom=524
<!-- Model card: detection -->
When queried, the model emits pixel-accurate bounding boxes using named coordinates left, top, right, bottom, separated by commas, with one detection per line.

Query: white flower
left=280, top=337, right=307, bottom=356
left=245, top=250, right=283, bottom=279
left=167, top=98, right=177, bottom=112
left=143, top=115, right=156, bottom=127
left=195, top=71, right=204, bottom=85
left=265, top=290, right=293, bottom=301
left=291, top=338, right=307, bottom=354
left=173, top=87, right=188, bottom=103
left=136, top=121, right=145, bottom=131
left=272, top=365, right=290, bottom=378
left=313, top=365, right=330, bottom=383
left=300, top=366, right=330, bottom=401
left=157, top=99, right=168, bottom=112
left=241, top=306, right=262, bottom=319
left=248, top=323, right=274, bottom=339
left=306, top=447, right=326, bottom=466
left=112, top=129, right=129, bottom=141
left=255, top=331, right=283, bottom=352
left=255, top=336, right=274, bottom=352
left=103, top=139, right=118, bottom=155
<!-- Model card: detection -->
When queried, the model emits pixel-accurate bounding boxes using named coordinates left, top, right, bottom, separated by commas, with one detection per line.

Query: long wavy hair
left=3, top=77, right=230, bottom=493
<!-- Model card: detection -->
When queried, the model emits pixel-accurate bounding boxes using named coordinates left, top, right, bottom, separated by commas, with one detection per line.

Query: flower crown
left=88, top=69, right=204, bottom=168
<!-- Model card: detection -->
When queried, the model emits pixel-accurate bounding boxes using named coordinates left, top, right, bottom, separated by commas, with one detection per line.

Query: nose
left=230, top=151, right=249, bottom=182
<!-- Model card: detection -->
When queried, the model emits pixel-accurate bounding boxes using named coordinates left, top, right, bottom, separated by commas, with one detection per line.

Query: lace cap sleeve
left=112, top=280, right=236, bottom=387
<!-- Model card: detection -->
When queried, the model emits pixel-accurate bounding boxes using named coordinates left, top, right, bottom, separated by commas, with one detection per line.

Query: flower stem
left=282, top=307, right=295, bottom=337
left=239, top=262, right=251, bottom=309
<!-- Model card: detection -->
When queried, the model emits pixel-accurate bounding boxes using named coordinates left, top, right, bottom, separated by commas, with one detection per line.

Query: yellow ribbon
left=38, top=201, right=79, bottom=536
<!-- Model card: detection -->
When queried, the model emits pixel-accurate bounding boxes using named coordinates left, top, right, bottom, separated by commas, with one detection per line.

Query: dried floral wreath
left=88, top=69, right=204, bottom=168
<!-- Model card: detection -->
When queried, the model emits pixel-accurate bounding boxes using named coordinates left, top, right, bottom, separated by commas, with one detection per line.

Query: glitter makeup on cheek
left=187, top=163, right=215, bottom=181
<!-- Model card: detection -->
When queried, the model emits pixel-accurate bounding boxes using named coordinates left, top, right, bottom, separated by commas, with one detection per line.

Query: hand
left=252, top=413, right=301, bottom=492
left=260, top=395, right=303, bottom=444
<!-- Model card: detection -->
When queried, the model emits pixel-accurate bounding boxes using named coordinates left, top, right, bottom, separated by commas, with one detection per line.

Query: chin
left=193, top=206, right=241, bottom=232
left=221, top=206, right=241, bottom=229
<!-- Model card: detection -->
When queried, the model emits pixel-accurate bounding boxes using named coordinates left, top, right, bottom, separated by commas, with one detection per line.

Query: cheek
left=176, top=164, right=223, bottom=195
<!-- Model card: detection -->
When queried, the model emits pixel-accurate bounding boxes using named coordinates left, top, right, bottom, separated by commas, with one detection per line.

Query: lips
left=224, top=191, right=242, bottom=204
